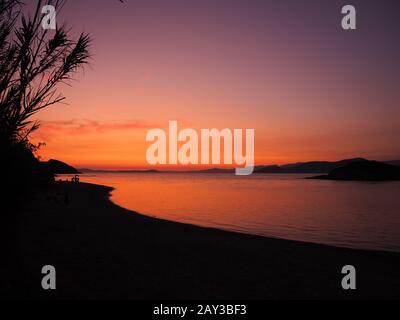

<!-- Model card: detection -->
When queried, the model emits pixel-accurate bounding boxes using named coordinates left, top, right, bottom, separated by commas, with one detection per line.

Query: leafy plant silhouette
left=0, top=0, right=90, bottom=149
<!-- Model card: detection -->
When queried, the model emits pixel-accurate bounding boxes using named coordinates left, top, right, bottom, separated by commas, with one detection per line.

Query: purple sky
left=28, top=0, right=400, bottom=167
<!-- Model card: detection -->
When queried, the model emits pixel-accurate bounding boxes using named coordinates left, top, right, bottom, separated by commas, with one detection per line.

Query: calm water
left=77, top=173, right=400, bottom=252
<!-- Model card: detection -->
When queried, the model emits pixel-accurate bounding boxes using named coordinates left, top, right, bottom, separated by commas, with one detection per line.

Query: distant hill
left=79, top=168, right=159, bottom=174
left=386, top=160, right=400, bottom=167
left=41, top=159, right=80, bottom=174
left=309, top=160, right=400, bottom=181
left=75, top=158, right=400, bottom=175
left=254, top=165, right=283, bottom=173
left=254, top=158, right=366, bottom=174
left=191, top=168, right=235, bottom=173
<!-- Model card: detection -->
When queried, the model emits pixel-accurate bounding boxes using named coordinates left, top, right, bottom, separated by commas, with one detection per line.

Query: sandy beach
left=13, top=182, right=400, bottom=299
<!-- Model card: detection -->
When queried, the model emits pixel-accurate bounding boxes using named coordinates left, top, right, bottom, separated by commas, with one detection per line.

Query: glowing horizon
left=32, top=0, right=400, bottom=169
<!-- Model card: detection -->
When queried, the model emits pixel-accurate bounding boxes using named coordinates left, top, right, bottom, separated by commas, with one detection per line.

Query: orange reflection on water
left=80, top=173, right=400, bottom=252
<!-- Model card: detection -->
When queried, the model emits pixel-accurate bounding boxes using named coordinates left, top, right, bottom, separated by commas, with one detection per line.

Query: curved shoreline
left=110, top=190, right=400, bottom=254
left=17, top=182, right=400, bottom=299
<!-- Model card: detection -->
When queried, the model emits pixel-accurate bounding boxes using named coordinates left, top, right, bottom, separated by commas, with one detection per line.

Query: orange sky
left=32, top=0, right=400, bottom=169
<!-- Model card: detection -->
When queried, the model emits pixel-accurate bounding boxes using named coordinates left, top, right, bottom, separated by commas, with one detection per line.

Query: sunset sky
left=32, top=0, right=400, bottom=169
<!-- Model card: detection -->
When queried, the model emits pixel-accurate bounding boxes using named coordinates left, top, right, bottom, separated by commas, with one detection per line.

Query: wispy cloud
left=41, top=119, right=158, bottom=133
left=32, top=119, right=161, bottom=142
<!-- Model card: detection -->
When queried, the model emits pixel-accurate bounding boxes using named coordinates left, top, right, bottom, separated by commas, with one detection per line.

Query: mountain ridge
left=75, top=158, right=400, bottom=174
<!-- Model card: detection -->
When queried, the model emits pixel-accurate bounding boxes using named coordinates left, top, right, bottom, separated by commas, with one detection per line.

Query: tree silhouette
left=0, top=0, right=90, bottom=150
left=0, top=0, right=91, bottom=209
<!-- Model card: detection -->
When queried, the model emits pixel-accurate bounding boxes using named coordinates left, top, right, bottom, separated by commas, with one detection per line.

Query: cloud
left=32, top=119, right=160, bottom=141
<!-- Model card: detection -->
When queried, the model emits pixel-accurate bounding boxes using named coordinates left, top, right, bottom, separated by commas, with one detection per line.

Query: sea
left=74, top=172, right=400, bottom=252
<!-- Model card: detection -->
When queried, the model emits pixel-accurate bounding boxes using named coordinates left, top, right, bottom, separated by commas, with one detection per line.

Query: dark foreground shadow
left=11, top=182, right=400, bottom=300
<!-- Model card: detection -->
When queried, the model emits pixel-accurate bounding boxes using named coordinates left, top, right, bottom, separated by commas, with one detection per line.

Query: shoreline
left=15, top=182, right=400, bottom=299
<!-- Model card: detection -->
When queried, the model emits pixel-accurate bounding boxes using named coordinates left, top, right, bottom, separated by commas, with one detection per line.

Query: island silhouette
left=309, top=160, right=400, bottom=181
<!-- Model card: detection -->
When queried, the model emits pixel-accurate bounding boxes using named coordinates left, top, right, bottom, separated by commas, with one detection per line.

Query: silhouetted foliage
left=0, top=0, right=90, bottom=208
left=1, top=0, right=90, bottom=147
